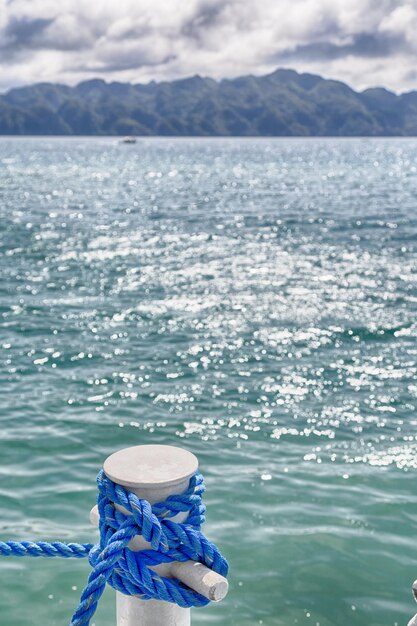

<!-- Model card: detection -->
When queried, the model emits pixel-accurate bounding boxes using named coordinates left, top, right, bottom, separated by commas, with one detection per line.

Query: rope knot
left=70, top=469, right=228, bottom=626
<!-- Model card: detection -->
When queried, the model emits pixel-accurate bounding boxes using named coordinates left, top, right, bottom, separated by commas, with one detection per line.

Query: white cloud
left=0, top=0, right=416, bottom=92
left=380, top=4, right=417, bottom=42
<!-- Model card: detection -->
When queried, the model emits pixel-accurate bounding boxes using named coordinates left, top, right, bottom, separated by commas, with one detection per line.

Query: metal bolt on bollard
left=407, top=580, right=417, bottom=626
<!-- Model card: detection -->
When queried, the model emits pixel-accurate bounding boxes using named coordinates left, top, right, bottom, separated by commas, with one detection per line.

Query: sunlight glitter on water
left=0, top=138, right=416, bottom=626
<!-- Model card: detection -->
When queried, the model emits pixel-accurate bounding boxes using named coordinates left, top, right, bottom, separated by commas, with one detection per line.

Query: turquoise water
left=0, top=137, right=417, bottom=626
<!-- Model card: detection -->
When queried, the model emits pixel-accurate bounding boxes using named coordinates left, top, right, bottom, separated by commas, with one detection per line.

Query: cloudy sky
left=0, top=0, right=416, bottom=93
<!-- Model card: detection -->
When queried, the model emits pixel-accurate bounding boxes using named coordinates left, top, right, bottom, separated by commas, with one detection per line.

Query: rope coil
left=0, top=469, right=228, bottom=626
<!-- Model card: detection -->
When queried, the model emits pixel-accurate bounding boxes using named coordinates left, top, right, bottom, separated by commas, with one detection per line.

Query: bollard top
left=103, top=444, right=198, bottom=489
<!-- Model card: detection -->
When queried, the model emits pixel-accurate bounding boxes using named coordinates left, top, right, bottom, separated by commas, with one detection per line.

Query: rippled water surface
left=1, top=137, right=417, bottom=626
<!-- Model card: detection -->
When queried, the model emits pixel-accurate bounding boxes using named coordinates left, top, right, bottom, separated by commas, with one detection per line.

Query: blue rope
left=0, top=469, right=228, bottom=626
left=0, top=541, right=93, bottom=558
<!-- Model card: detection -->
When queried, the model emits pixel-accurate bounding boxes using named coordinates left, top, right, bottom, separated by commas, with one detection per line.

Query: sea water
left=0, top=137, right=416, bottom=626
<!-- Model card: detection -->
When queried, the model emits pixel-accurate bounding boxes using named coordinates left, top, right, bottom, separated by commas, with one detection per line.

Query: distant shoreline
left=2, top=68, right=417, bottom=137
left=1, top=135, right=417, bottom=139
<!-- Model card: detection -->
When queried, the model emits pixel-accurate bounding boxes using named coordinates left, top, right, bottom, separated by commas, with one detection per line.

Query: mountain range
left=1, top=68, right=417, bottom=136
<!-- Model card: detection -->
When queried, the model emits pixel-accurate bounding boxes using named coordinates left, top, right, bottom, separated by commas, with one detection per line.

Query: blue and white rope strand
left=0, top=469, right=228, bottom=626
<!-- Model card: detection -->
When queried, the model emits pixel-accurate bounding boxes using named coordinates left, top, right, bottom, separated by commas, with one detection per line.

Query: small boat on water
left=120, top=136, right=137, bottom=144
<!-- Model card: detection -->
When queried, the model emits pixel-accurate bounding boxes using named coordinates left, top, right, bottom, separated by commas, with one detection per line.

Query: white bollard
left=90, top=444, right=229, bottom=626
